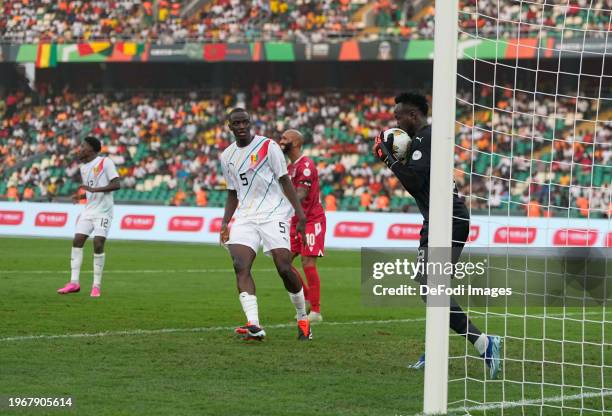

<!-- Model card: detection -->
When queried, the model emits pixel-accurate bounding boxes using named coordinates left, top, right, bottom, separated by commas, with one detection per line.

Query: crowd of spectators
left=181, top=0, right=367, bottom=43
left=2, top=0, right=610, bottom=44
left=373, top=0, right=612, bottom=41
left=0, top=0, right=368, bottom=44
left=1, top=85, right=609, bottom=218
left=0, top=0, right=154, bottom=43
left=455, top=85, right=611, bottom=218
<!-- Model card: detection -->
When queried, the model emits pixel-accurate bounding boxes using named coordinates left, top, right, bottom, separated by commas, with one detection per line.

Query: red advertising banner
left=35, top=212, right=68, bottom=227
left=0, top=210, right=24, bottom=225
left=121, top=215, right=155, bottom=230
left=334, top=221, right=374, bottom=238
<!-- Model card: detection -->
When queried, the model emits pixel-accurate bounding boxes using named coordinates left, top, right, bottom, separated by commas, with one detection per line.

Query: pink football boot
left=57, top=282, right=80, bottom=294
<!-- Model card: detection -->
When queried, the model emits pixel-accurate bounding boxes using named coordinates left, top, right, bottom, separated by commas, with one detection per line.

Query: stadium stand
left=182, top=0, right=368, bottom=43
left=0, top=0, right=368, bottom=43
left=374, top=0, right=612, bottom=40
left=0, top=0, right=154, bottom=43
left=1, top=85, right=609, bottom=217
left=5, top=0, right=609, bottom=43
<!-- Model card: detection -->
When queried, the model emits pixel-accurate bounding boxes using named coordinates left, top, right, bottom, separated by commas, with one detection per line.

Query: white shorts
left=226, top=219, right=290, bottom=255
left=75, top=215, right=112, bottom=238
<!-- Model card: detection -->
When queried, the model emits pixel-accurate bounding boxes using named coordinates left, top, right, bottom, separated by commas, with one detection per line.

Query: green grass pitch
left=0, top=237, right=609, bottom=415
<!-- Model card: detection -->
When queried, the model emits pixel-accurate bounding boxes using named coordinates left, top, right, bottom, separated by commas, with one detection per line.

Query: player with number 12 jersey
left=57, top=136, right=120, bottom=298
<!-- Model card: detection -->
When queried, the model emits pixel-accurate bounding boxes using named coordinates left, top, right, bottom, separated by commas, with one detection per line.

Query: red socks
left=303, top=266, right=321, bottom=313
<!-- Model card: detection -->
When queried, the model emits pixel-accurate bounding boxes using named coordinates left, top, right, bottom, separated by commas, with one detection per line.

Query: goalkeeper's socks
left=474, top=333, right=489, bottom=355
left=288, top=288, right=308, bottom=321
left=70, top=247, right=83, bottom=284
left=239, top=292, right=260, bottom=326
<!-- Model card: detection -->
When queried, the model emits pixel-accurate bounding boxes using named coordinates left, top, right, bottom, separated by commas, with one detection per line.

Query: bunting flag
left=77, top=42, right=113, bottom=56
left=115, top=42, right=145, bottom=56
left=250, top=42, right=262, bottom=61
left=36, top=43, right=57, bottom=68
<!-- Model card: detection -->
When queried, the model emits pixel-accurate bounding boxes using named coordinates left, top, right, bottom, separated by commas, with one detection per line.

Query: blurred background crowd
left=1, top=83, right=610, bottom=218
left=2, top=0, right=610, bottom=43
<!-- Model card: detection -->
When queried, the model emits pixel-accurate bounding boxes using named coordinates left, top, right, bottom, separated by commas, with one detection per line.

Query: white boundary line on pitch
left=1, top=311, right=605, bottom=343
left=0, top=318, right=425, bottom=342
left=439, top=389, right=612, bottom=415
left=0, top=267, right=361, bottom=274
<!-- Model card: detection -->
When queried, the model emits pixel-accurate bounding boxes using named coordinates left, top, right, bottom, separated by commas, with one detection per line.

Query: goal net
left=446, top=0, right=612, bottom=414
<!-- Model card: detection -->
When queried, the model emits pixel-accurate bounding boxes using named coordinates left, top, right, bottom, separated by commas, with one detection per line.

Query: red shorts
left=290, top=217, right=326, bottom=257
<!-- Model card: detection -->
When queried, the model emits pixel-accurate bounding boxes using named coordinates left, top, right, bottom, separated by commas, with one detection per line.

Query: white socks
left=70, top=247, right=83, bottom=283
left=239, top=292, right=260, bottom=326
left=93, top=253, right=105, bottom=288
left=288, top=288, right=308, bottom=321
left=239, top=289, right=307, bottom=326
left=474, top=333, right=489, bottom=355
left=70, top=247, right=106, bottom=288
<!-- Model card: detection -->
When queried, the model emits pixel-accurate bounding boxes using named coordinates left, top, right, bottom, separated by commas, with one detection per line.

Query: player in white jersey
left=57, top=137, right=120, bottom=297
left=219, top=108, right=312, bottom=341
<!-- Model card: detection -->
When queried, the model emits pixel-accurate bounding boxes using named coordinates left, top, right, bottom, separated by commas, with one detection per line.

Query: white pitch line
left=443, top=390, right=612, bottom=415
left=0, top=267, right=361, bottom=275
left=0, top=318, right=425, bottom=343
left=1, top=310, right=605, bottom=343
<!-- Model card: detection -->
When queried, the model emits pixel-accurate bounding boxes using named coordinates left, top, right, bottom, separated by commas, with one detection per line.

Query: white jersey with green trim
left=80, top=156, right=119, bottom=219
left=220, top=136, right=294, bottom=222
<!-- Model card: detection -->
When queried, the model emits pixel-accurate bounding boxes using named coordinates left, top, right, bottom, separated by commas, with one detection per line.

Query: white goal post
left=424, top=0, right=460, bottom=414
left=425, top=0, right=612, bottom=414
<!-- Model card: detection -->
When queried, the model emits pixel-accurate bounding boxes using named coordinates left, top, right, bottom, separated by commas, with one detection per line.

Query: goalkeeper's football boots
left=408, top=353, right=426, bottom=370
left=90, top=286, right=101, bottom=297
left=57, top=282, right=80, bottom=294
left=482, top=335, right=502, bottom=379
left=297, top=319, right=312, bottom=341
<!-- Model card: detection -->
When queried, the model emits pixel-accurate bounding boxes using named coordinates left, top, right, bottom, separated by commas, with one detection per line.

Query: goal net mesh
left=449, top=0, right=611, bottom=413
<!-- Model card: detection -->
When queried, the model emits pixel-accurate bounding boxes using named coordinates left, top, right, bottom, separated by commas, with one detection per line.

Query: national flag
left=249, top=140, right=271, bottom=169
left=115, top=42, right=145, bottom=56
left=36, top=43, right=57, bottom=68
left=204, top=44, right=227, bottom=61
left=93, top=159, right=105, bottom=176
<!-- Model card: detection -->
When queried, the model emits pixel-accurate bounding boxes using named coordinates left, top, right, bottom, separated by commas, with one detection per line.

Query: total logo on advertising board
left=334, top=221, right=374, bottom=238
left=35, top=212, right=68, bottom=227
left=387, top=223, right=421, bottom=240
left=209, top=217, right=235, bottom=233
left=121, top=215, right=155, bottom=230
left=553, top=228, right=598, bottom=246
left=0, top=210, right=24, bottom=225
left=168, top=216, right=204, bottom=232
left=467, top=225, right=480, bottom=243
left=493, top=226, right=537, bottom=244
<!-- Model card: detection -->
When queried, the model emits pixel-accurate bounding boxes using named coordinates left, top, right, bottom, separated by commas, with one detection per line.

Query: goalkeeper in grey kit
left=373, top=92, right=502, bottom=378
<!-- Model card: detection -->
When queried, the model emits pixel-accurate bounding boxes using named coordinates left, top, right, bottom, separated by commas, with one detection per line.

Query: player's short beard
left=282, top=142, right=293, bottom=154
